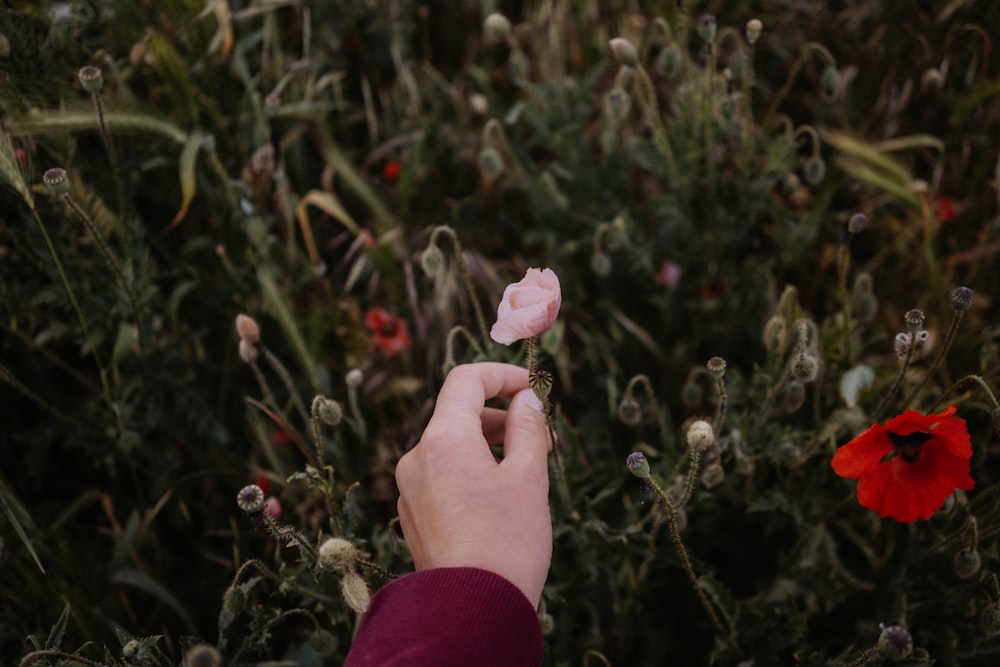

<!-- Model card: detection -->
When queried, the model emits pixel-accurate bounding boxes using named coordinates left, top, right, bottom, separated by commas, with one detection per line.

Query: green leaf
left=44, top=603, right=71, bottom=649
left=0, top=472, right=45, bottom=573
left=110, top=568, right=197, bottom=634
left=166, top=132, right=210, bottom=230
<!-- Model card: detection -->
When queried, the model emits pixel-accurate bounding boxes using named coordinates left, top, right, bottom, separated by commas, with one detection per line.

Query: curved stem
left=625, top=374, right=670, bottom=449
left=838, top=235, right=854, bottom=367
left=926, top=374, right=1000, bottom=416
left=763, top=42, right=836, bottom=122
left=712, top=376, right=728, bottom=433
left=262, top=346, right=311, bottom=432
left=872, top=335, right=917, bottom=423
left=19, top=650, right=103, bottom=667
left=431, top=226, right=491, bottom=349
left=903, top=309, right=964, bottom=409
left=91, top=92, right=128, bottom=228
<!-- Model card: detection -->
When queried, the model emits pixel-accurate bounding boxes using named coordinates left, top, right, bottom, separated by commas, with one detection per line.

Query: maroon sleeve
left=344, top=567, right=544, bottom=667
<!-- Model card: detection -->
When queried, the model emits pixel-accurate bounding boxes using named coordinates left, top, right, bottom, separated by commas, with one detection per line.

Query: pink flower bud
left=235, top=313, right=260, bottom=344
left=489, top=268, right=561, bottom=345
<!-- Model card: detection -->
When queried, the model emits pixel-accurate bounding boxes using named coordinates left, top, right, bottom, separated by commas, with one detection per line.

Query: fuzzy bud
left=238, top=338, right=259, bottom=364
left=680, top=380, right=703, bottom=408
left=42, top=167, right=70, bottom=195
left=346, top=368, right=364, bottom=390
left=78, top=65, right=104, bottom=94
left=314, top=396, right=343, bottom=426
left=656, top=45, right=681, bottom=77
left=686, top=420, right=715, bottom=454
left=904, top=309, right=926, bottom=332
left=604, top=88, right=631, bottom=124
left=617, top=398, right=642, bottom=425
left=696, top=15, right=718, bottom=43
left=184, top=644, right=223, bottom=667
left=803, top=156, right=826, bottom=185
left=791, top=352, right=819, bottom=383
left=235, top=313, right=261, bottom=344
left=236, top=484, right=265, bottom=513
left=982, top=604, right=1000, bottom=637
left=701, top=462, right=725, bottom=489
left=310, top=629, right=337, bottom=656
left=626, top=451, right=650, bottom=479
left=877, top=625, right=913, bottom=661
left=340, top=571, right=371, bottom=613
left=706, top=356, right=726, bottom=378
left=951, top=286, right=975, bottom=311
left=952, top=548, right=982, bottom=580
left=222, top=585, right=245, bottom=617
left=853, top=292, right=879, bottom=324
left=420, top=243, right=444, bottom=277
left=590, top=252, right=612, bottom=277
left=783, top=380, right=807, bottom=413
left=745, top=19, right=763, bottom=45
left=847, top=213, right=868, bottom=234
left=478, top=147, right=504, bottom=177
left=122, top=640, right=139, bottom=658
left=820, top=65, right=840, bottom=102
left=318, top=537, right=358, bottom=573
left=483, top=13, right=511, bottom=42
left=609, top=38, right=638, bottom=68
left=762, top=315, right=788, bottom=352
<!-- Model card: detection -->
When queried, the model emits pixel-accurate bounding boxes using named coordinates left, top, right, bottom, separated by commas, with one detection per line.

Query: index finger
left=429, top=363, right=530, bottom=431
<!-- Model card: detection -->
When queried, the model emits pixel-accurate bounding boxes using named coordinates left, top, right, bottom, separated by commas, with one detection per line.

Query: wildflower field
left=2, top=0, right=1000, bottom=665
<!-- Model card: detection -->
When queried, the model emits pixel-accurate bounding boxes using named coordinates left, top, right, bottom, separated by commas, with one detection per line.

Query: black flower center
left=380, top=320, right=399, bottom=337
left=888, top=431, right=932, bottom=462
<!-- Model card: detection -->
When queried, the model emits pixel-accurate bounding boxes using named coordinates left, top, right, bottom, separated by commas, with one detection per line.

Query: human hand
left=394, top=362, right=553, bottom=607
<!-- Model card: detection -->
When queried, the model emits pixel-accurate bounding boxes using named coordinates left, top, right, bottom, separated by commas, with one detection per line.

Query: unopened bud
left=877, top=625, right=913, bottom=661
left=478, top=147, right=504, bottom=177
left=184, top=644, right=222, bottom=667
left=420, top=243, right=444, bottom=277
left=680, top=380, right=703, bottom=408
left=626, top=451, right=650, bottom=479
left=847, top=213, right=868, bottom=234
left=701, top=462, right=725, bottom=489
left=854, top=292, right=879, bottom=323
left=820, top=65, right=840, bottom=102
left=745, top=19, right=763, bottom=45
left=318, top=537, right=358, bottom=573
left=791, top=352, right=819, bottom=383
left=604, top=88, right=631, bottom=123
left=235, top=313, right=261, bottom=344
left=803, top=156, right=826, bottom=185
left=238, top=338, right=259, bottom=364
left=483, top=13, right=511, bottom=42
left=78, top=65, right=104, bottom=94
left=784, top=380, right=807, bottom=413
left=590, top=252, right=612, bottom=277
left=122, top=640, right=139, bottom=658
left=982, top=603, right=1000, bottom=637
left=953, top=548, right=982, bottom=579
left=346, top=368, right=364, bottom=390
left=762, top=315, right=788, bottom=352
left=340, top=571, right=371, bottom=613
left=617, top=398, right=642, bottom=425
left=310, top=629, right=337, bottom=656
left=42, top=167, right=70, bottom=195
left=686, top=420, right=715, bottom=454
left=314, top=396, right=343, bottom=426
left=696, top=15, right=718, bottom=43
left=656, top=45, right=681, bottom=77
left=609, top=38, right=638, bottom=68
left=222, top=585, right=245, bottom=617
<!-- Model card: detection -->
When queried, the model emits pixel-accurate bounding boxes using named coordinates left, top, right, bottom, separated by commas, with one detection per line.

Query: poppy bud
left=222, top=585, right=245, bottom=617
left=821, top=65, right=840, bottom=102
left=848, top=213, right=868, bottom=234
left=877, top=625, right=913, bottom=660
left=235, top=313, right=261, bottom=344
left=617, top=398, right=642, bottom=425
left=346, top=368, right=364, bottom=390
left=42, top=167, right=71, bottom=195
left=696, top=15, right=717, bottom=43
left=122, top=640, right=139, bottom=658
left=420, top=243, right=444, bottom=277
left=681, top=380, right=703, bottom=408
left=791, top=352, right=819, bottom=383
left=604, top=88, right=631, bottom=123
left=609, top=38, right=638, bottom=68
left=982, top=604, right=1000, bottom=637
left=483, top=13, right=511, bottom=42
left=315, top=396, right=343, bottom=426
left=238, top=338, right=259, bottom=364
left=184, top=643, right=222, bottom=667
left=745, top=19, right=763, bottom=45
left=784, top=380, right=807, bottom=413
left=701, top=462, right=725, bottom=489
left=803, top=156, right=826, bottom=185
left=310, top=629, right=337, bottom=656
left=626, top=451, right=650, bottom=479
left=478, top=147, right=504, bottom=177
left=686, top=420, right=715, bottom=454
left=762, top=315, right=788, bottom=352
left=953, top=548, right=982, bottom=579
left=341, top=571, right=371, bottom=613
left=78, top=65, right=104, bottom=94
left=656, top=45, right=682, bottom=77
left=853, top=292, right=879, bottom=324
left=590, top=252, right=612, bottom=277
left=318, top=537, right=357, bottom=573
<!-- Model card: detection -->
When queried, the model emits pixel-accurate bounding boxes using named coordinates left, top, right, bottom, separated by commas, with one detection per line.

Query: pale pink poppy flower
left=656, top=260, right=682, bottom=289
left=489, top=268, right=561, bottom=345
left=235, top=313, right=261, bottom=344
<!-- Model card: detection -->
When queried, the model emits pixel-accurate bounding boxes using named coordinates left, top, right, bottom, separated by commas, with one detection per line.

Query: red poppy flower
left=831, top=405, right=973, bottom=523
left=364, top=307, right=412, bottom=355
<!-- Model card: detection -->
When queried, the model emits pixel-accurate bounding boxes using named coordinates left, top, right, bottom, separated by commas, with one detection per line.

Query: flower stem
left=872, top=336, right=917, bottom=423
left=19, top=650, right=104, bottom=667
left=431, top=226, right=491, bottom=349
left=763, top=42, right=836, bottom=123
left=310, top=395, right=327, bottom=468
left=647, top=475, right=736, bottom=649
left=91, top=91, right=129, bottom=228
left=262, top=346, right=311, bottom=429
left=837, top=235, right=854, bottom=367
left=679, top=451, right=702, bottom=507
left=903, top=308, right=965, bottom=409
left=712, top=375, right=728, bottom=433
left=30, top=209, right=112, bottom=406
left=625, top=374, right=671, bottom=450
left=927, top=374, right=1000, bottom=416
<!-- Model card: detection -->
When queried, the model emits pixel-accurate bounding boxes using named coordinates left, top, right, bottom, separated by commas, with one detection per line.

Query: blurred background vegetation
left=2, top=0, right=1000, bottom=664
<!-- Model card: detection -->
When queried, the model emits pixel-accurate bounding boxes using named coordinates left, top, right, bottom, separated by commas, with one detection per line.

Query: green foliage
left=2, top=1, right=1000, bottom=665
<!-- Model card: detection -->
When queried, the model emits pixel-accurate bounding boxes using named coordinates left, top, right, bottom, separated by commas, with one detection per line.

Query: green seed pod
left=310, top=629, right=338, bottom=656
left=706, top=356, right=726, bottom=378
left=609, top=38, right=638, bottom=68
left=42, top=167, right=70, bottom=195
left=821, top=65, right=840, bottom=102
left=951, top=286, right=974, bottom=311
left=478, top=147, right=504, bottom=177
left=952, top=548, right=982, bottom=580
left=625, top=451, right=650, bottom=479
left=696, top=15, right=718, bottom=43
left=877, top=625, right=913, bottom=661
left=78, top=65, right=104, bottom=94
left=590, top=252, right=612, bottom=277
left=803, top=156, right=826, bottom=185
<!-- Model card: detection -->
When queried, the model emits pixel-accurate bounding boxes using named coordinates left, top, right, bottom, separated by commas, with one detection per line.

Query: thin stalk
left=625, top=374, right=671, bottom=450
left=704, top=40, right=717, bottom=200
left=30, top=208, right=112, bottom=405
left=309, top=395, right=327, bottom=469
left=926, top=374, right=1000, bottom=416
left=647, top=476, right=737, bottom=649
left=872, top=337, right=917, bottom=423
left=262, top=346, right=310, bottom=428
left=443, top=325, right=486, bottom=372
left=91, top=91, right=129, bottom=227
left=678, top=452, right=702, bottom=507
left=837, top=236, right=854, bottom=366
left=431, top=226, right=491, bottom=349
left=355, top=557, right=400, bottom=581
left=763, top=42, right=836, bottom=123
left=632, top=65, right=680, bottom=186
left=740, top=43, right=756, bottom=169
left=712, top=375, right=728, bottom=433
left=61, top=193, right=143, bottom=345
left=903, top=308, right=965, bottom=409
left=19, top=651, right=103, bottom=667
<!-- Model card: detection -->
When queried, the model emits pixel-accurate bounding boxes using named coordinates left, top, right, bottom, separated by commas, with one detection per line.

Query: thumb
left=502, top=388, right=551, bottom=470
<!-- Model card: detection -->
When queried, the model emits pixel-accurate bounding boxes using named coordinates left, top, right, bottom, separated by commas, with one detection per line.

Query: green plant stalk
left=903, top=308, right=964, bottom=409
left=837, top=238, right=853, bottom=366
left=647, top=475, right=735, bottom=648
left=712, top=375, right=728, bottom=433
left=256, top=266, right=321, bottom=392
left=90, top=92, right=128, bottom=228
left=444, top=325, right=486, bottom=371
left=633, top=65, right=680, bottom=186
left=927, top=374, right=1000, bottom=416
left=679, top=451, right=702, bottom=507
left=355, top=557, right=399, bottom=581
left=432, top=226, right=491, bottom=350
left=704, top=41, right=717, bottom=201
left=19, top=651, right=104, bottom=667
left=741, top=45, right=756, bottom=169
left=626, top=374, right=670, bottom=450
left=309, top=395, right=327, bottom=468
left=347, top=378, right=367, bottom=442
left=763, top=42, right=836, bottom=123
left=262, top=346, right=311, bottom=429
left=30, top=209, right=112, bottom=405
left=872, top=336, right=917, bottom=423
left=62, top=193, right=143, bottom=347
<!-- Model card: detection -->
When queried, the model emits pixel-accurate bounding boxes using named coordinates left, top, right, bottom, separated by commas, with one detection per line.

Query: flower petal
left=831, top=425, right=893, bottom=479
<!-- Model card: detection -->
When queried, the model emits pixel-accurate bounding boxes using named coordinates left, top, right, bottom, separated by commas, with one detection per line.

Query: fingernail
left=523, top=389, right=544, bottom=414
